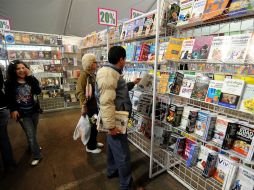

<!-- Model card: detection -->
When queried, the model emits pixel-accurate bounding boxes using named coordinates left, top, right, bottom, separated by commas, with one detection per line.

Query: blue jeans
left=107, top=134, right=132, bottom=190
left=0, top=108, right=15, bottom=170
left=19, top=112, right=42, bottom=160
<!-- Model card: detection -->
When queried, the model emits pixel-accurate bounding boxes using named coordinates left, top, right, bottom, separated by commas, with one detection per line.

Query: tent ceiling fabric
left=1, top=0, right=156, bottom=37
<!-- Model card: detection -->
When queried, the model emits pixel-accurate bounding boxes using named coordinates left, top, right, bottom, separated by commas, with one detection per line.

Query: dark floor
left=0, top=109, right=187, bottom=190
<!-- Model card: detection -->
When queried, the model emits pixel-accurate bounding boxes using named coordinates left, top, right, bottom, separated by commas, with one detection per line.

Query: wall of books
left=81, top=0, right=254, bottom=190
left=0, top=30, right=82, bottom=111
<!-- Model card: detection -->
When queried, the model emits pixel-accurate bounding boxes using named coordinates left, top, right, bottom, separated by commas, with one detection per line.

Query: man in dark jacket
left=0, top=68, right=15, bottom=173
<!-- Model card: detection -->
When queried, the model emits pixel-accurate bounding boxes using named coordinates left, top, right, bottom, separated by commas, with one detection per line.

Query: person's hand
left=81, top=105, right=87, bottom=116
left=24, top=67, right=32, bottom=76
left=108, top=127, right=122, bottom=136
left=11, top=111, right=19, bottom=121
left=133, top=78, right=141, bottom=85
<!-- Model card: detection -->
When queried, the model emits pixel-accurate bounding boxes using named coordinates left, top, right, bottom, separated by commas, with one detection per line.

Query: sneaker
left=97, top=142, right=104, bottom=148
left=86, top=147, right=101, bottom=154
left=30, top=158, right=42, bottom=167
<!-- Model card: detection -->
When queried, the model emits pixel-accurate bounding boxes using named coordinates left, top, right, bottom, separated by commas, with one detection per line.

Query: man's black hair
left=108, top=46, right=126, bottom=65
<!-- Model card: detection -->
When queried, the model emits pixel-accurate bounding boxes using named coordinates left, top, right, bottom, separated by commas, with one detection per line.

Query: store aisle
left=0, top=109, right=186, bottom=190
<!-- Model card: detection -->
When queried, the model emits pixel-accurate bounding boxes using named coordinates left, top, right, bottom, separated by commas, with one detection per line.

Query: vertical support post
left=149, top=0, right=161, bottom=179
left=107, top=26, right=110, bottom=60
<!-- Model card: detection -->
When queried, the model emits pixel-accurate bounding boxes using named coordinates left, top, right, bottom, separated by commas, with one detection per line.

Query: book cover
left=195, top=111, right=209, bottom=138
left=29, top=34, right=37, bottom=44
left=189, top=0, right=207, bottom=23
left=166, top=103, right=184, bottom=127
left=160, top=130, right=172, bottom=149
left=126, top=22, right=134, bottom=39
left=132, top=90, right=143, bottom=111
left=148, top=44, right=155, bottom=61
left=167, top=3, right=180, bottom=25
left=191, top=36, right=213, bottom=59
left=29, top=51, right=39, bottom=59
left=202, top=152, right=218, bottom=178
left=180, top=106, right=192, bottom=130
left=165, top=38, right=184, bottom=60
left=179, top=74, right=196, bottom=98
left=218, top=79, right=245, bottom=109
left=173, top=137, right=186, bottom=156
left=232, top=123, right=254, bottom=156
left=170, top=72, right=184, bottom=95
left=191, top=76, right=210, bottom=101
left=138, top=73, right=153, bottom=91
left=20, top=34, right=29, bottom=44
left=0, top=47, right=7, bottom=59
left=225, top=33, right=252, bottom=64
left=205, top=80, right=224, bottom=104
left=180, top=39, right=195, bottom=60
left=207, top=36, right=231, bottom=63
left=36, top=35, right=44, bottom=44
left=138, top=44, right=150, bottom=61
left=239, top=84, right=254, bottom=114
left=231, top=166, right=254, bottom=190
left=214, top=154, right=238, bottom=186
left=30, top=64, right=44, bottom=74
left=133, top=18, right=145, bottom=38
left=157, top=73, right=169, bottom=94
left=202, top=0, right=230, bottom=21
left=197, top=145, right=216, bottom=171
left=5, top=33, right=15, bottom=44
left=228, top=0, right=254, bottom=16
left=245, top=33, right=254, bottom=64
left=177, top=0, right=195, bottom=26
left=222, top=119, right=239, bottom=150
left=13, top=33, right=22, bottom=44
left=186, top=108, right=199, bottom=133
left=126, top=44, right=136, bottom=62
left=158, top=41, right=169, bottom=61
left=186, top=144, right=200, bottom=167
left=142, top=14, right=156, bottom=36
left=212, top=116, right=231, bottom=146
left=166, top=72, right=176, bottom=93
left=183, top=138, right=196, bottom=160
left=43, top=35, right=51, bottom=44
left=44, top=51, right=52, bottom=59
left=134, top=45, right=141, bottom=61
left=50, top=36, right=58, bottom=45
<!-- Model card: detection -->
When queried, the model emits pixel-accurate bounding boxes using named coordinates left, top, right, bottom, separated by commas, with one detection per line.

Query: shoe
left=86, top=147, right=101, bottom=154
left=107, top=171, right=119, bottom=179
left=97, top=142, right=104, bottom=148
left=30, top=158, right=42, bottom=167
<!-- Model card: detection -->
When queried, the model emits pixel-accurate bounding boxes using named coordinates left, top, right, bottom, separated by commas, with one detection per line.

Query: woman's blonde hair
left=82, top=54, right=96, bottom=71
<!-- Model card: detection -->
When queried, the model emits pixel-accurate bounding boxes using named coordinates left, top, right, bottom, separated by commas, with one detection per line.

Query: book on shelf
left=133, top=18, right=145, bottom=38
left=0, top=47, right=7, bottom=59
left=30, top=64, right=44, bottom=74
left=197, top=145, right=217, bottom=171
left=20, top=34, right=30, bottom=44
left=191, top=36, right=213, bottom=59
left=228, top=0, right=254, bottom=16
left=142, top=14, right=156, bottom=36
left=202, top=152, right=218, bottom=178
left=179, top=74, right=196, bottom=98
left=232, top=122, right=254, bottom=157
left=134, top=45, right=141, bottom=61
left=166, top=72, right=176, bottom=93
left=138, top=44, right=150, bottom=61
left=205, top=80, right=224, bottom=104
left=177, top=0, right=194, bottom=26
left=225, top=33, right=252, bottom=64
left=167, top=2, right=180, bottom=25
left=186, top=143, right=200, bottom=167
left=168, top=132, right=181, bottom=152
left=138, top=73, right=153, bottom=91
left=218, top=78, right=245, bottom=109
left=132, top=90, right=143, bottom=111
left=36, top=34, right=44, bottom=44
left=231, top=165, right=254, bottom=190
left=148, top=44, right=155, bottom=61
left=43, top=35, right=51, bottom=44
left=166, top=103, right=184, bottom=127
left=44, top=51, right=52, bottom=59
left=190, top=76, right=210, bottom=101
left=214, top=154, right=238, bottom=189
left=160, top=130, right=172, bottom=149
left=202, top=0, right=231, bottom=21
left=158, top=41, right=169, bottom=61
left=157, top=73, right=170, bottom=94
left=170, top=71, right=184, bottom=95
left=245, top=33, right=254, bottom=64
left=173, top=136, right=186, bottom=156
left=164, top=37, right=184, bottom=60
left=207, top=36, right=231, bottom=63
left=183, top=138, right=196, bottom=160
left=155, top=99, right=168, bottom=121
left=180, top=39, right=195, bottom=60
left=126, top=22, right=134, bottom=39
left=4, top=33, right=15, bottom=44
left=189, top=0, right=207, bottom=23
left=180, top=106, right=193, bottom=131
left=239, top=84, right=254, bottom=114
left=185, top=107, right=199, bottom=133
left=13, top=33, right=22, bottom=44
left=29, top=34, right=37, bottom=44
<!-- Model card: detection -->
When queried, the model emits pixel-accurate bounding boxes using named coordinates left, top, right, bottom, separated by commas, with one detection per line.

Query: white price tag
left=0, top=18, right=10, bottom=30
left=98, top=8, right=117, bottom=27
left=131, top=9, right=144, bottom=19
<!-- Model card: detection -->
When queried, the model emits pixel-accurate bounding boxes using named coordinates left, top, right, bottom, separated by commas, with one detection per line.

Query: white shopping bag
left=73, top=115, right=91, bottom=146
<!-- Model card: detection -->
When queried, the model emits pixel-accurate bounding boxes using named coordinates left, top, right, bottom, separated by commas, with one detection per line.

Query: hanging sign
left=98, top=8, right=117, bottom=27
left=131, top=8, right=144, bottom=19
left=0, top=18, right=11, bottom=30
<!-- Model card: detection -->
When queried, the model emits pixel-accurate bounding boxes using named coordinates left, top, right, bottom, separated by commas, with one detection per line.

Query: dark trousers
left=107, top=134, right=132, bottom=190
left=0, top=108, right=15, bottom=171
left=19, top=112, right=42, bottom=159
left=86, top=123, right=98, bottom=150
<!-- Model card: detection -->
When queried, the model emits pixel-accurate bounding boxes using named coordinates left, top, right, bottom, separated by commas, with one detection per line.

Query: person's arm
left=127, top=78, right=141, bottom=91
left=25, top=76, right=41, bottom=95
left=4, top=80, right=19, bottom=113
left=76, top=72, right=87, bottom=107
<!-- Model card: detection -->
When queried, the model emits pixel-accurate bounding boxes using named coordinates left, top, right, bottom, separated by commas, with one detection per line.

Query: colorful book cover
left=157, top=73, right=169, bottom=94
left=189, top=0, right=207, bottom=23
left=43, top=35, right=51, bottom=44
left=148, top=44, right=155, bottom=61
left=207, top=36, right=231, bottom=63
left=218, top=79, right=245, bottom=109
left=191, top=36, right=213, bottom=59
left=167, top=3, right=180, bottom=25
left=29, top=34, right=37, bottom=44
left=240, top=84, right=254, bottom=114
left=186, top=108, right=199, bottom=133
left=36, top=35, right=44, bottom=44
left=214, top=154, right=238, bottom=185
left=197, top=145, right=216, bottom=171
left=222, top=119, right=239, bottom=150
left=232, top=123, right=254, bottom=156
left=142, top=14, right=156, bottom=36
left=126, top=44, right=136, bottom=62
left=134, top=45, right=141, bottom=61
left=133, top=18, right=144, bottom=38
left=186, top=144, right=200, bottom=167
left=177, top=0, right=194, bottom=26
left=29, top=51, right=39, bottom=59
left=179, top=74, right=196, bottom=98
left=180, top=106, right=193, bottom=130
left=158, top=41, right=169, bottom=61
left=202, top=152, right=218, bottom=178
left=166, top=103, right=184, bottom=127
left=231, top=166, right=254, bottom=190
left=126, top=22, right=134, bottom=39
left=165, top=38, right=184, bottom=60
left=13, top=33, right=22, bottom=44
left=225, top=33, right=252, bottom=64
left=195, top=111, right=209, bottom=138
left=180, top=39, right=195, bottom=60
left=4, top=33, right=15, bottom=44
left=166, top=72, right=176, bottom=93
left=138, top=44, right=150, bottom=61
left=170, top=72, right=184, bottom=95
left=212, top=116, right=230, bottom=146
left=191, top=76, right=210, bottom=101
left=183, top=138, right=196, bottom=160
left=228, top=0, right=254, bottom=16
left=245, top=33, right=254, bottom=64
left=20, top=34, right=30, bottom=44
left=173, top=137, right=186, bottom=156
left=205, top=80, right=224, bottom=104
left=202, top=0, right=231, bottom=21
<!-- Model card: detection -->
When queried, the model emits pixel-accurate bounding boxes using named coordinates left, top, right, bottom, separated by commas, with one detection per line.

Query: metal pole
left=149, top=0, right=161, bottom=179
left=107, top=26, right=110, bottom=60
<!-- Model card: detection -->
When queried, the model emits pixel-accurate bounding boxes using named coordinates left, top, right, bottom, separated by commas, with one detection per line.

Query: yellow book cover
left=164, top=37, right=184, bottom=60
left=202, top=0, right=230, bottom=21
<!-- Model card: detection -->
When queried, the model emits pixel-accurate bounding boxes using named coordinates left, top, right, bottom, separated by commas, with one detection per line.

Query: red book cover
left=138, top=44, right=150, bottom=61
